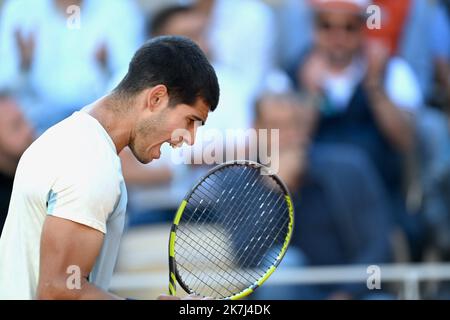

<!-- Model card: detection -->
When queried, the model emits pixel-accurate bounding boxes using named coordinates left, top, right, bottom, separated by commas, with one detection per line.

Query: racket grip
left=169, top=272, right=177, bottom=296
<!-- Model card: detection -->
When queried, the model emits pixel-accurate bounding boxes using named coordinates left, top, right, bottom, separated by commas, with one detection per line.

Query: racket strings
left=184, top=167, right=264, bottom=254
left=176, top=167, right=262, bottom=293
left=197, top=167, right=274, bottom=240
left=175, top=229, right=247, bottom=295
left=197, top=171, right=289, bottom=268
left=189, top=169, right=283, bottom=271
left=181, top=167, right=256, bottom=259
left=182, top=190, right=276, bottom=279
left=177, top=168, right=267, bottom=292
left=183, top=165, right=243, bottom=225
left=178, top=201, right=257, bottom=294
left=230, top=193, right=288, bottom=268
left=179, top=211, right=267, bottom=288
left=174, top=164, right=290, bottom=298
left=176, top=228, right=253, bottom=291
left=212, top=187, right=283, bottom=266
left=184, top=186, right=285, bottom=284
left=177, top=174, right=284, bottom=296
left=191, top=169, right=264, bottom=246
left=178, top=202, right=255, bottom=279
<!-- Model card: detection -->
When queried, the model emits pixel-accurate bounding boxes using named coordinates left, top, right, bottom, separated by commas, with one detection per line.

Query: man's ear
left=146, top=84, right=169, bottom=112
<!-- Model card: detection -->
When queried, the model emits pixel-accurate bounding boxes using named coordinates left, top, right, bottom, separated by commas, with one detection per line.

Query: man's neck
left=85, top=95, right=133, bottom=154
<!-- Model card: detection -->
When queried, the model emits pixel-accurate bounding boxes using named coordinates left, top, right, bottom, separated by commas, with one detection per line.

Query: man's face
left=315, top=11, right=364, bottom=66
left=0, top=98, right=34, bottom=160
left=159, top=11, right=210, bottom=57
left=257, top=98, right=317, bottom=151
left=129, top=96, right=209, bottom=164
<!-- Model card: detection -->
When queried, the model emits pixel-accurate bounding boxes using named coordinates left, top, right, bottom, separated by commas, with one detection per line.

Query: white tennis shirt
left=0, top=110, right=127, bottom=299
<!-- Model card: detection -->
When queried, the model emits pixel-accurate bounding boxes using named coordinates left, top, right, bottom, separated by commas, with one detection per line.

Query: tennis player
left=0, top=36, right=219, bottom=299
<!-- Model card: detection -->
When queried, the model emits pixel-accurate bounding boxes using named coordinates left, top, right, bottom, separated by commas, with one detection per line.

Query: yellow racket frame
left=168, top=161, right=295, bottom=300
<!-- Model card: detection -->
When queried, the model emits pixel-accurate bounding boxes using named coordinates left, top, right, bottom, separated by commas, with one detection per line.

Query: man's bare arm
left=365, top=40, right=414, bottom=153
left=36, top=215, right=123, bottom=300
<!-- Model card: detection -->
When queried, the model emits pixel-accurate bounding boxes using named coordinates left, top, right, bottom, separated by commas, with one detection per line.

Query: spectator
left=0, top=92, right=34, bottom=233
left=192, top=0, right=278, bottom=99
left=294, top=0, right=424, bottom=260
left=0, top=0, right=144, bottom=134
left=400, top=0, right=450, bottom=258
left=415, top=108, right=450, bottom=257
left=150, top=4, right=254, bottom=135
left=400, top=0, right=450, bottom=110
left=253, top=92, right=393, bottom=299
left=273, top=0, right=314, bottom=72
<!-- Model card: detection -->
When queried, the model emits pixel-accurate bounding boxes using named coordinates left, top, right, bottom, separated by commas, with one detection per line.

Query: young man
left=0, top=36, right=220, bottom=299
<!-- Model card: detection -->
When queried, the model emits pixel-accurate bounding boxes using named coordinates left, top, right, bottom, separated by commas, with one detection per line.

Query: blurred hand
left=298, top=51, right=328, bottom=95
left=0, top=97, right=34, bottom=175
left=365, top=39, right=390, bottom=85
left=14, top=29, right=35, bottom=72
left=95, top=42, right=109, bottom=71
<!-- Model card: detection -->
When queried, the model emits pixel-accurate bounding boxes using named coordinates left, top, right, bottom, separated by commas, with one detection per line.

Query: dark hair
left=113, top=35, right=219, bottom=111
left=149, top=5, right=194, bottom=36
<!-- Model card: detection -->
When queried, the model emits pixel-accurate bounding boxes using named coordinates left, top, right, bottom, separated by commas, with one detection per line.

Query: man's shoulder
left=307, top=143, right=382, bottom=189
left=41, top=112, right=116, bottom=157
left=22, top=112, right=121, bottom=181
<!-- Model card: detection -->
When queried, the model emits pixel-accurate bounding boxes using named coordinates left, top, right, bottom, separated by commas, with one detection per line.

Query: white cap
left=310, top=0, right=371, bottom=15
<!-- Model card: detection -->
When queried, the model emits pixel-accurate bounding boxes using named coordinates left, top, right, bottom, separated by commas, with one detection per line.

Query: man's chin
left=140, top=156, right=154, bottom=164
left=132, top=153, right=153, bottom=165
left=130, top=143, right=163, bottom=164
left=141, top=152, right=161, bottom=164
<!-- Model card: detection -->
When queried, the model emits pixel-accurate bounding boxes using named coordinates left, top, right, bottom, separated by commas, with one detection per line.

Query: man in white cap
left=298, top=0, right=425, bottom=260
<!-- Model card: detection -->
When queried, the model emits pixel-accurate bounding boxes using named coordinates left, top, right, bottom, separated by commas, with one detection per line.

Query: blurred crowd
left=0, top=0, right=449, bottom=299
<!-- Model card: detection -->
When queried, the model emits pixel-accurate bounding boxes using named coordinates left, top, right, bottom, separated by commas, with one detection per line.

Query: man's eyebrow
left=191, top=115, right=205, bottom=125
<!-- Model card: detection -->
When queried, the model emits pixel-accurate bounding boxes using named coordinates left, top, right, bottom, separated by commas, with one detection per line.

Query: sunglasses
left=316, top=19, right=362, bottom=33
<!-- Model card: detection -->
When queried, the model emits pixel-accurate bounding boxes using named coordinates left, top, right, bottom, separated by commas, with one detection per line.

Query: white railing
left=110, top=263, right=450, bottom=300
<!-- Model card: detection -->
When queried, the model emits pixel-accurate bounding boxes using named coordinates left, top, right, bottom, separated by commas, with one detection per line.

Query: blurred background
left=0, top=0, right=449, bottom=300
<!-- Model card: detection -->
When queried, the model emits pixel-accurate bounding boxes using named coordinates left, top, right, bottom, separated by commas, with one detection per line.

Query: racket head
left=168, top=160, right=294, bottom=300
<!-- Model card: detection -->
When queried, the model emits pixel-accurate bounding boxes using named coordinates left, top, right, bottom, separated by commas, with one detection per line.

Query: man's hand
left=365, top=39, right=390, bottom=86
left=95, top=42, right=109, bottom=71
left=363, top=39, right=414, bottom=153
left=14, top=29, right=35, bottom=72
left=298, top=50, right=328, bottom=95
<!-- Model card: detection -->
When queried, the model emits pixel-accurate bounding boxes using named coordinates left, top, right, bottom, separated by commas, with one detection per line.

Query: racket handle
left=169, top=272, right=177, bottom=296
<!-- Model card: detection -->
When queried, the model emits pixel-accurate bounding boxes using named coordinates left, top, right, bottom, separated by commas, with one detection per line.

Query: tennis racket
left=168, top=160, right=294, bottom=300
